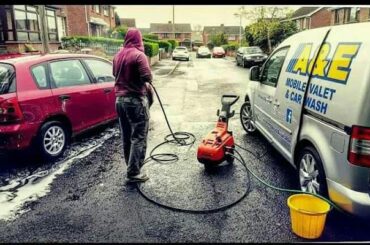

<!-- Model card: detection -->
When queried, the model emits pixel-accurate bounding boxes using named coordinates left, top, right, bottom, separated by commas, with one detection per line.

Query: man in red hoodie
left=113, top=28, right=154, bottom=183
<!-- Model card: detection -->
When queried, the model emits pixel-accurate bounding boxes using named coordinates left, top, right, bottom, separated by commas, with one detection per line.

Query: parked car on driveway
left=0, top=54, right=117, bottom=160
left=196, top=46, right=211, bottom=58
left=172, top=46, right=190, bottom=61
left=236, top=46, right=268, bottom=68
left=212, top=47, right=225, bottom=58
left=241, top=22, right=370, bottom=218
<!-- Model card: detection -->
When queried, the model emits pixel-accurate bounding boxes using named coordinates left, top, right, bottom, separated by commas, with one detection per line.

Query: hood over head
left=123, top=28, right=144, bottom=52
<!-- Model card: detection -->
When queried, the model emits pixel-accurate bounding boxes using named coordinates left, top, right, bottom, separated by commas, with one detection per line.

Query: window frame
left=334, top=9, right=340, bottom=24
left=30, top=62, right=51, bottom=90
left=81, top=58, right=114, bottom=84
left=259, top=46, right=290, bottom=88
left=45, top=7, right=58, bottom=42
left=13, top=5, right=41, bottom=42
left=47, top=59, right=94, bottom=89
left=94, top=5, right=100, bottom=14
left=103, top=6, right=109, bottom=16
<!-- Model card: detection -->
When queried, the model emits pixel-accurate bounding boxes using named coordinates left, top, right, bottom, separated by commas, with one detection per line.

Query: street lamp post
left=234, top=6, right=246, bottom=47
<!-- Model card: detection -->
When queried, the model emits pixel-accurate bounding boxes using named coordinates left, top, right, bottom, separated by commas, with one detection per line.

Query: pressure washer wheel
left=240, top=100, right=256, bottom=134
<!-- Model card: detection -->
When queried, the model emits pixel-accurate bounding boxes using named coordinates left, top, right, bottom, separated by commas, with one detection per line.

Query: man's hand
left=145, top=82, right=154, bottom=108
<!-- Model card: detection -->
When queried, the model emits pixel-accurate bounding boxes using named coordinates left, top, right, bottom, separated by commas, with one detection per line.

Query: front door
left=82, top=58, right=116, bottom=120
left=253, top=47, right=290, bottom=151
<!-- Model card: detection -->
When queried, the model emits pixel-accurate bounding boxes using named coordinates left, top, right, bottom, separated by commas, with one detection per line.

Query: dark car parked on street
left=0, top=54, right=117, bottom=160
left=236, top=46, right=268, bottom=68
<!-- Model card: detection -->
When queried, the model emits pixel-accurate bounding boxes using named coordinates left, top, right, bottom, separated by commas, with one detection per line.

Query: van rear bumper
left=327, top=179, right=370, bottom=218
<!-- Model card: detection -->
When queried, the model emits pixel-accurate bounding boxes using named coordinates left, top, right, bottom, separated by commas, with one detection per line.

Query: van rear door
left=254, top=27, right=330, bottom=161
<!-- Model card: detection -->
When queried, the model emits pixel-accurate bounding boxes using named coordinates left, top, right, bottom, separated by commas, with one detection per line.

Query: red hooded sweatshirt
left=113, top=28, right=153, bottom=98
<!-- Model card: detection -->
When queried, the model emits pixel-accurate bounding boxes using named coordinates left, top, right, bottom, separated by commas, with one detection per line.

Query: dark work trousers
left=115, top=95, right=150, bottom=177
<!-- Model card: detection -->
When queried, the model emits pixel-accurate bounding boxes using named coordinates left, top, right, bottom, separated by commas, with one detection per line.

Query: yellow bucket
left=287, top=194, right=331, bottom=239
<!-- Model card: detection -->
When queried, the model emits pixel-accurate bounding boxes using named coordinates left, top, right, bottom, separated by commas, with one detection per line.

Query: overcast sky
left=114, top=5, right=302, bottom=29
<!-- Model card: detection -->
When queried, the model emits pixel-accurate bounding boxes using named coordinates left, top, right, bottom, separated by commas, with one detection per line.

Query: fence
left=62, top=39, right=122, bottom=56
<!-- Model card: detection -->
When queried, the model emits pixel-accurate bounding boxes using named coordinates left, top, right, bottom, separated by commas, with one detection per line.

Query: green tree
left=244, top=6, right=294, bottom=53
left=210, top=32, right=228, bottom=47
left=114, top=12, right=121, bottom=26
left=111, top=25, right=128, bottom=39
left=244, top=25, right=254, bottom=46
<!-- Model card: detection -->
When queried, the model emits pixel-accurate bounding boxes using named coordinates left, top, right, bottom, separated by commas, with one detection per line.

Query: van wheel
left=240, top=101, right=256, bottom=134
left=37, top=121, right=69, bottom=161
left=297, top=146, right=328, bottom=197
left=243, top=60, right=249, bottom=68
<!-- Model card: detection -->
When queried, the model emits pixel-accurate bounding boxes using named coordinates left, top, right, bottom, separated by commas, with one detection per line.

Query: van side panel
left=303, top=22, right=370, bottom=128
left=300, top=114, right=369, bottom=192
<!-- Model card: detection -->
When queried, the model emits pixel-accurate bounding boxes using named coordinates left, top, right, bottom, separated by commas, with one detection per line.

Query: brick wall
left=5, top=43, right=60, bottom=53
left=64, top=5, right=89, bottom=36
left=64, top=5, right=116, bottom=36
left=310, top=8, right=331, bottom=29
left=88, top=5, right=115, bottom=30
left=331, top=7, right=370, bottom=25
left=156, top=33, right=191, bottom=42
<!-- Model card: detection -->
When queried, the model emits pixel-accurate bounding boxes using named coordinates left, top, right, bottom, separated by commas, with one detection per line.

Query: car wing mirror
left=249, top=66, right=261, bottom=82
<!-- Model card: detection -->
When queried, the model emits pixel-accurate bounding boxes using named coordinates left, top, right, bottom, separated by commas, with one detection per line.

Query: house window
left=175, top=33, right=181, bottom=39
left=46, top=9, right=58, bottom=41
left=162, top=33, right=169, bottom=38
left=14, top=5, right=41, bottom=42
left=94, top=5, right=100, bottom=14
left=345, top=7, right=360, bottom=23
left=103, top=6, right=109, bottom=16
left=334, top=9, right=340, bottom=24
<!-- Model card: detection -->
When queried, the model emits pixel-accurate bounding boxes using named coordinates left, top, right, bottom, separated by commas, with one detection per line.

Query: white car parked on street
left=172, top=46, right=190, bottom=61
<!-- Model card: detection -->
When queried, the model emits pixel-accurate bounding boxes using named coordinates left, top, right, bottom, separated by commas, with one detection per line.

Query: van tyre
left=37, top=121, right=69, bottom=161
left=243, top=60, right=249, bottom=68
left=297, top=146, right=328, bottom=197
left=240, top=101, right=256, bottom=134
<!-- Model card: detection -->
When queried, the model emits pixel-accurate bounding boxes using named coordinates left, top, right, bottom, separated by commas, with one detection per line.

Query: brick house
left=0, top=5, right=68, bottom=54
left=330, top=7, right=370, bottom=25
left=61, top=5, right=116, bottom=37
left=203, top=24, right=244, bottom=45
left=281, top=7, right=331, bottom=31
left=119, top=18, right=136, bottom=28
left=150, top=22, right=192, bottom=47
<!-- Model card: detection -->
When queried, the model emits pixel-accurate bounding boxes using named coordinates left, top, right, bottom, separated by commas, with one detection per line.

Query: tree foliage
left=243, top=6, right=296, bottom=53
left=114, top=12, right=121, bottom=26
left=209, top=32, right=228, bottom=47
left=111, top=25, right=129, bottom=39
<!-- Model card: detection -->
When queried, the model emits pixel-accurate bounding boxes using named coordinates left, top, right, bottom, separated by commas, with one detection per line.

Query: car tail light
left=348, top=125, right=370, bottom=168
left=0, top=97, right=23, bottom=124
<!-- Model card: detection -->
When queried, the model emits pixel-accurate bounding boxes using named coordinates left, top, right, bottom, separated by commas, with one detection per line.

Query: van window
left=0, top=64, right=16, bottom=95
left=260, top=47, right=289, bottom=87
left=31, top=65, right=48, bottom=88
left=84, top=59, right=115, bottom=83
left=50, top=60, right=91, bottom=88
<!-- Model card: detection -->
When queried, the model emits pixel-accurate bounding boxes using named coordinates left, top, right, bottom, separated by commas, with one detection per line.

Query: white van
left=240, top=22, right=370, bottom=218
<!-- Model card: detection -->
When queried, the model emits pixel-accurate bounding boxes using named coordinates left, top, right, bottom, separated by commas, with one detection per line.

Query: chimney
left=220, top=24, right=224, bottom=27
left=168, top=21, right=172, bottom=24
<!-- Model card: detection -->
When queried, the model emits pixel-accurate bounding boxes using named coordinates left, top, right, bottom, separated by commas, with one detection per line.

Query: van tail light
left=348, top=125, right=370, bottom=168
left=0, top=97, right=23, bottom=124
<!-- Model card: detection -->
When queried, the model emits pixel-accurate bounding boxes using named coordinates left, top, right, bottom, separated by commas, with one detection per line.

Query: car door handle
left=103, top=88, right=112, bottom=93
left=59, top=95, right=70, bottom=101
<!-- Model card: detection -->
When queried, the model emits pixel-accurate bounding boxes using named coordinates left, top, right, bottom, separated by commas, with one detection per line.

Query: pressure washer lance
left=137, top=82, right=346, bottom=215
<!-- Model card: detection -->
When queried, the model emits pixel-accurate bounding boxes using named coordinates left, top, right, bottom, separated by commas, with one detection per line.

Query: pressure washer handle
left=221, top=95, right=239, bottom=106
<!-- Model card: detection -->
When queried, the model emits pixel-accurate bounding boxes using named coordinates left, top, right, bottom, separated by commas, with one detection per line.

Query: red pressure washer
left=197, top=94, right=239, bottom=167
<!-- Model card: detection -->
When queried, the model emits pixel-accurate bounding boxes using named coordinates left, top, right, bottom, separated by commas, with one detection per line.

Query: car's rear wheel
left=37, top=121, right=69, bottom=161
left=240, top=100, right=256, bottom=134
left=297, top=146, right=328, bottom=197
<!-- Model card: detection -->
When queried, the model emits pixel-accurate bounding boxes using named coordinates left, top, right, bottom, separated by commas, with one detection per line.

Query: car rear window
left=245, top=47, right=263, bottom=54
left=0, top=63, right=16, bottom=95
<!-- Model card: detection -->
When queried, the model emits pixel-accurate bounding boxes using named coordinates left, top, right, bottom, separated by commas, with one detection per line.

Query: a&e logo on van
left=286, top=42, right=361, bottom=85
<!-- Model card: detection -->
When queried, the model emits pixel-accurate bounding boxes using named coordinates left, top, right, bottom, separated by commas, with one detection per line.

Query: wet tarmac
left=0, top=53, right=369, bottom=242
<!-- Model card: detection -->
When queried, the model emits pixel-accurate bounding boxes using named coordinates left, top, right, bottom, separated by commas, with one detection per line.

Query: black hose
left=136, top=83, right=252, bottom=213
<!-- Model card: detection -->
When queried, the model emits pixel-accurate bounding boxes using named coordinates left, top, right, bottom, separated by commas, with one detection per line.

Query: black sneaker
left=127, top=173, right=149, bottom=183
